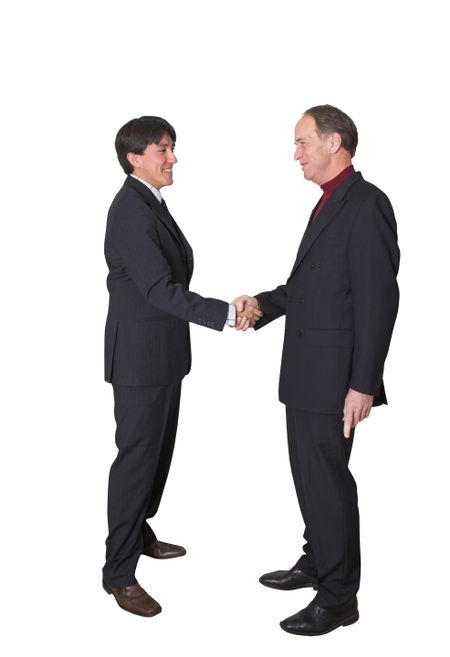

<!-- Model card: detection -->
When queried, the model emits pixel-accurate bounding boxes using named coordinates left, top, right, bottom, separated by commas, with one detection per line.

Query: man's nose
left=167, top=150, right=177, bottom=164
left=294, top=145, right=302, bottom=160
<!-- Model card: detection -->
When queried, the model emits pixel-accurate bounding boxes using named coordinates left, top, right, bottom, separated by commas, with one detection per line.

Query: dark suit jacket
left=104, top=176, right=228, bottom=386
left=255, top=172, right=400, bottom=414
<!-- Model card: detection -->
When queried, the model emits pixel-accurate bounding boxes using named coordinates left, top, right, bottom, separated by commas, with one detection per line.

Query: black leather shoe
left=142, top=540, right=186, bottom=559
left=280, top=596, right=359, bottom=636
left=259, top=566, right=318, bottom=591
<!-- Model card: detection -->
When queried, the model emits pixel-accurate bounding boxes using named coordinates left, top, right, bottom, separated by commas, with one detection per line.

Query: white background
left=2, top=1, right=449, bottom=654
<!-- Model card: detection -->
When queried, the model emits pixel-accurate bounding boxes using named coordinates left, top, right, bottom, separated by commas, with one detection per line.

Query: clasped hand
left=231, top=295, right=263, bottom=330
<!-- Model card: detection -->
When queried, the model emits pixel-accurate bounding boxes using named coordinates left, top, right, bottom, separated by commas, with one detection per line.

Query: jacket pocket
left=104, top=319, right=119, bottom=382
left=134, top=318, right=190, bottom=385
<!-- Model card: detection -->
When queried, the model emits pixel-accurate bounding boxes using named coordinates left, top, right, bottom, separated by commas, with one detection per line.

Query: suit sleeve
left=254, top=284, right=288, bottom=330
left=109, top=198, right=228, bottom=331
left=348, top=191, right=400, bottom=395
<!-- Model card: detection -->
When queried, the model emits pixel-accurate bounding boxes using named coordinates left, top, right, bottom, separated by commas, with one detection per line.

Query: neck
left=317, top=156, right=352, bottom=186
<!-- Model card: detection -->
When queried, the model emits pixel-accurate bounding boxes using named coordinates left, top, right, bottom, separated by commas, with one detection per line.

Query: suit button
left=310, top=263, right=316, bottom=269
left=298, top=297, right=304, bottom=303
left=297, top=330, right=302, bottom=337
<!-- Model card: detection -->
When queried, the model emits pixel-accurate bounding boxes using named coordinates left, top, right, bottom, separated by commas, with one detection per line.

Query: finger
left=352, top=410, right=362, bottom=429
left=343, top=411, right=353, bottom=439
left=241, top=319, right=250, bottom=331
left=233, top=295, right=252, bottom=308
left=234, top=299, right=244, bottom=312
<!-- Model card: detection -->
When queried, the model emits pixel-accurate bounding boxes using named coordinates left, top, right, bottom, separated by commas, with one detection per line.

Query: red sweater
left=312, top=165, right=355, bottom=221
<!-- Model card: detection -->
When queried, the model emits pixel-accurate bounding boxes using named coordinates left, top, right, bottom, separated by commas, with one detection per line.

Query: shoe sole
left=280, top=612, right=359, bottom=636
left=260, top=580, right=319, bottom=591
left=103, top=582, right=162, bottom=618
left=143, top=551, right=186, bottom=559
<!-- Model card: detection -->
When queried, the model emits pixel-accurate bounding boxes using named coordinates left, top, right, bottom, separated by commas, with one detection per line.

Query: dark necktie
left=160, top=199, right=188, bottom=267
left=160, top=198, right=171, bottom=216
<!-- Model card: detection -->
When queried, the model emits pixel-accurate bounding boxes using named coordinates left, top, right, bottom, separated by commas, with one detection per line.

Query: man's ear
left=329, top=132, right=342, bottom=154
left=126, top=152, right=140, bottom=169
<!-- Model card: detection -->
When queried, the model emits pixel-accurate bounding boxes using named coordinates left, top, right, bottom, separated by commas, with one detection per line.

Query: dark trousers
left=103, top=381, right=181, bottom=587
left=286, top=407, right=360, bottom=607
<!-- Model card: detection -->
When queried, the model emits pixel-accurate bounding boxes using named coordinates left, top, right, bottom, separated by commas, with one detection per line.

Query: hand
left=232, top=295, right=263, bottom=331
left=342, top=388, right=374, bottom=438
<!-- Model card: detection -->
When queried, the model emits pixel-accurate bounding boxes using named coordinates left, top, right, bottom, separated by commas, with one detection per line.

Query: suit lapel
left=289, top=172, right=362, bottom=279
left=124, top=176, right=193, bottom=278
left=125, top=176, right=182, bottom=243
left=289, top=198, right=345, bottom=278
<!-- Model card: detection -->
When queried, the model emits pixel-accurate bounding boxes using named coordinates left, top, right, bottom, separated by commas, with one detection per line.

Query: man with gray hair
left=234, top=105, right=399, bottom=635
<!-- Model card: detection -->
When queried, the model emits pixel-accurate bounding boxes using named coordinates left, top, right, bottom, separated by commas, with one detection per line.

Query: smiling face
left=127, top=132, right=177, bottom=189
left=294, top=114, right=336, bottom=185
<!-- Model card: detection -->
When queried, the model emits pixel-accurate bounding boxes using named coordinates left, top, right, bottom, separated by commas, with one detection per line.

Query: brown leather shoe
left=142, top=539, right=186, bottom=559
left=103, top=581, right=162, bottom=617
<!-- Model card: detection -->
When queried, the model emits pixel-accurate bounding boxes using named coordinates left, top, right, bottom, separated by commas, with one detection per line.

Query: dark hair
left=303, top=105, right=358, bottom=157
left=115, top=116, right=177, bottom=174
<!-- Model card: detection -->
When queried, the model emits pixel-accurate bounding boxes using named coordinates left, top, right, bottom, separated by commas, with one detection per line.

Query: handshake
left=231, top=295, right=263, bottom=331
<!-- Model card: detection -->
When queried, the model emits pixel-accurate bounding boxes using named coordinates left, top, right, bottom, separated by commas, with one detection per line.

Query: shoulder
left=347, top=179, right=398, bottom=247
left=106, top=183, right=158, bottom=242
left=345, top=176, right=395, bottom=227
left=108, top=181, right=158, bottom=226
left=109, top=181, right=154, bottom=215
left=348, top=176, right=392, bottom=207
left=348, top=176, right=392, bottom=212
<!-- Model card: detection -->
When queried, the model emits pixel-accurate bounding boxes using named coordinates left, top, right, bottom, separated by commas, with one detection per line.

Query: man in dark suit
left=103, top=116, right=261, bottom=617
left=234, top=105, right=400, bottom=635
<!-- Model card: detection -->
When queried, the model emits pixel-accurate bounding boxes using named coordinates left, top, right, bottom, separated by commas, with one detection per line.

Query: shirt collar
left=320, top=164, right=355, bottom=196
left=130, top=174, right=163, bottom=203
